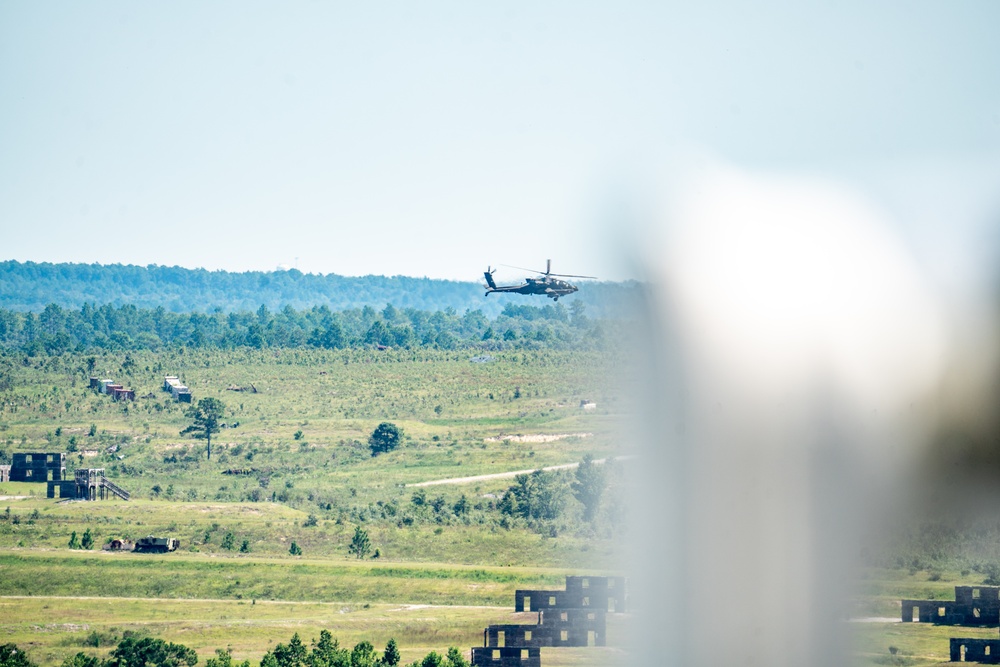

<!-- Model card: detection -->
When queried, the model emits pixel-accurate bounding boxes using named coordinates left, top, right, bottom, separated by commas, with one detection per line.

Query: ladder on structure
left=100, top=475, right=130, bottom=500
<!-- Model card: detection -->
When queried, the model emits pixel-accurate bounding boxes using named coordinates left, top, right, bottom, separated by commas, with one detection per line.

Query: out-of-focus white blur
left=624, top=159, right=998, bottom=666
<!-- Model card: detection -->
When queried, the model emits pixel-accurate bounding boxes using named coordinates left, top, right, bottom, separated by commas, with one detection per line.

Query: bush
left=0, top=644, right=36, bottom=667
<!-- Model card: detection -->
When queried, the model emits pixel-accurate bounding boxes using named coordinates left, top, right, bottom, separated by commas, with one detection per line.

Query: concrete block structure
left=515, top=576, right=626, bottom=613
left=90, top=377, right=134, bottom=401
left=471, top=647, right=541, bottom=667
left=903, top=586, right=1000, bottom=625
left=485, top=609, right=606, bottom=648
left=951, top=638, right=1000, bottom=663
left=47, top=468, right=130, bottom=500
left=164, top=376, right=192, bottom=402
left=473, top=575, right=626, bottom=665
left=111, top=387, right=135, bottom=401
left=10, top=453, right=65, bottom=482
left=8, top=452, right=128, bottom=501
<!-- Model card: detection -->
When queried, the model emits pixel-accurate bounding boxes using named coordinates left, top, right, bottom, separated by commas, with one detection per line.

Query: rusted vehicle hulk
left=133, top=536, right=180, bottom=553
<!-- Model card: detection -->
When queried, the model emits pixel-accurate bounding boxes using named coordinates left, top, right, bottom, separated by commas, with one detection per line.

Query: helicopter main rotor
left=499, top=259, right=596, bottom=280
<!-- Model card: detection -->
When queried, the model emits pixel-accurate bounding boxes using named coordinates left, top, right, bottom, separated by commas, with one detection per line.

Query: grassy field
left=0, top=594, right=630, bottom=667
left=0, top=348, right=627, bottom=503
left=0, top=348, right=630, bottom=666
left=5, top=347, right=975, bottom=666
left=0, top=496, right=619, bottom=568
left=0, top=550, right=574, bottom=605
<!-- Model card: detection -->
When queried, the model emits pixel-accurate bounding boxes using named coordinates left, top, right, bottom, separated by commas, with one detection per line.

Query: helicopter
left=483, top=260, right=596, bottom=301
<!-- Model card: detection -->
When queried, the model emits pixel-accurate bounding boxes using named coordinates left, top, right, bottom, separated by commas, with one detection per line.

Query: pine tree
left=180, top=397, right=226, bottom=460
left=349, top=526, right=371, bottom=559
left=572, top=454, right=606, bottom=523
left=381, top=639, right=400, bottom=667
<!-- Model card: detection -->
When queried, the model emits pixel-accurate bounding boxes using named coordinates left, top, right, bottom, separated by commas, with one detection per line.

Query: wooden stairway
left=100, top=475, right=130, bottom=500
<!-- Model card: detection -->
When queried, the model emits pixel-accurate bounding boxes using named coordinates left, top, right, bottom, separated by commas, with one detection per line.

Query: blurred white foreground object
left=629, top=163, right=947, bottom=666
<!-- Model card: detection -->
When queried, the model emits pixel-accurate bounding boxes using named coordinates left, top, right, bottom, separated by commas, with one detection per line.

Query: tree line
left=1, top=629, right=470, bottom=667
left=0, top=300, right=616, bottom=355
left=0, top=260, right=639, bottom=318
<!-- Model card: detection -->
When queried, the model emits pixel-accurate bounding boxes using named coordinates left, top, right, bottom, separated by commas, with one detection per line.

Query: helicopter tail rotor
left=483, top=266, right=498, bottom=290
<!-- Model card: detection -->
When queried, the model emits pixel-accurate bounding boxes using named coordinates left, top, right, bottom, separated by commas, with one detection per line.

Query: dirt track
left=406, top=456, right=633, bottom=488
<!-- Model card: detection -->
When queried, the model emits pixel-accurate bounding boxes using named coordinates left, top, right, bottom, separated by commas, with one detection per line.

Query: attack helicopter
left=483, top=260, right=596, bottom=301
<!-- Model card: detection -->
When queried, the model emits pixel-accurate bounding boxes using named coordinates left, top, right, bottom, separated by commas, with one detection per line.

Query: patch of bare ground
left=483, top=433, right=592, bottom=443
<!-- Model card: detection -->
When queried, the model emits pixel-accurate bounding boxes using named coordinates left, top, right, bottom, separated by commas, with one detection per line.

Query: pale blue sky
left=2, top=2, right=999, bottom=280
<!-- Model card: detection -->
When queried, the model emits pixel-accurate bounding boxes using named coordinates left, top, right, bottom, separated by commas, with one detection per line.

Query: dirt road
left=406, top=456, right=634, bottom=488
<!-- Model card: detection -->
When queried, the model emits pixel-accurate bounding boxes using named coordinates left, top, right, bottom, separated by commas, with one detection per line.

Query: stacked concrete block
left=10, top=453, right=65, bottom=482
left=91, top=377, right=134, bottom=401
left=163, top=376, right=192, bottom=402
left=470, top=647, right=541, bottom=667
left=472, top=576, right=626, bottom=666
left=904, top=586, right=1000, bottom=625
left=951, top=638, right=1000, bottom=663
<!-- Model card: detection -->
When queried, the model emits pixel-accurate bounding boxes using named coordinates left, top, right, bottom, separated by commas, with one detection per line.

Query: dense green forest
left=0, top=300, right=616, bottom=356
left=0, top=261, right=638, bottom=317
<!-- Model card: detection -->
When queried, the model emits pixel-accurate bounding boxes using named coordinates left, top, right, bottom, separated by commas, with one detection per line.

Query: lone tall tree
left=349, top=526, right=371, bottom=559
left=571, top=454, right=606, bottom=523
left=368, top=422, right=402, bottom=456
left=180, top=397, right=226, bottom=460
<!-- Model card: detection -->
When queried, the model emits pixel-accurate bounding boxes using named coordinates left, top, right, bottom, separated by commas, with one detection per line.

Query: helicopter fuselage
left=482, top=261, right=592, bottom=301
left=484, top=276, right=578, bottom=300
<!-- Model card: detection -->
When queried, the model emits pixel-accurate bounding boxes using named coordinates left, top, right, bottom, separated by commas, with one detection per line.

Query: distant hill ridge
left=0, top=260, right=636, bottom=317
